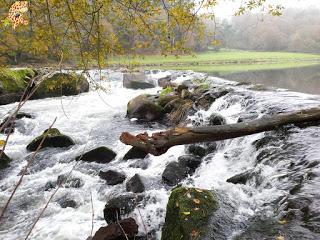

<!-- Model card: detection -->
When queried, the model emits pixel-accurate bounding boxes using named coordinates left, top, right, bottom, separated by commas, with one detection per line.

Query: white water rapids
left=0, top=70, right=320, bottom=240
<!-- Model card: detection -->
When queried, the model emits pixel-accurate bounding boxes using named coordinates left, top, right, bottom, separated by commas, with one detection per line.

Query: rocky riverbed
left=1, top=69, right=320, bottom=240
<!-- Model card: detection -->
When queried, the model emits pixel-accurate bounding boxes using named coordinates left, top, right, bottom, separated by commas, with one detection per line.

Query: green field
left=108, top=50, right=320, bottom=73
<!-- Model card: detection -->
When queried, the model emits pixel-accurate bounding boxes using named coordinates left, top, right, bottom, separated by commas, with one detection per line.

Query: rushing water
left=0, top=69, right=320, bottom=240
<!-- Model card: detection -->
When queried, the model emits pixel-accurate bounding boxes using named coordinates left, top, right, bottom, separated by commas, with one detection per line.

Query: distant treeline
left=215, top=8, right=320, bottom=53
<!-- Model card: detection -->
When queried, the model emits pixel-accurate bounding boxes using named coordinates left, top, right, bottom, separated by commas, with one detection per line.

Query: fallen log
left=120, top=107, right=320, bottom=156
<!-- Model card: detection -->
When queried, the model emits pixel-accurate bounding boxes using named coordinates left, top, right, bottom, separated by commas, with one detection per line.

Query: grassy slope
left=109, top=50, right=320, bottom=64
left=108, top=50, right=320, bottom=73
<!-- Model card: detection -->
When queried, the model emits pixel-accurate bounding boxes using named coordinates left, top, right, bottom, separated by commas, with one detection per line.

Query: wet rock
left=208, top=113, right=226, bottom=126
left=0, top=112, right=33, bottom=134
left=58, top=198, right=77, bottom=208
left=234, top=216, right=318, bottom=240
left=99, top=170, right=126, bottom=185
left=187, top=143, right=217, bottom=158
left=204, top=142, right=218, bottom=154
left=127, top=94, right=163, bottom=121
left=92, top=218, right=138, bottom=240
left=187, top=144, right=206, bottom=158
left=284, top=196, right=312, bottom=220
left=123, top=147, right=148, bottom=160
left=156, top=94, right=179, bottom=108
left=126, top=174, right=145, bottom=193
left=128, top=159, right=149, bottom=169
left=0, top=151, right=11, bottom=169
left=237, top=112, right=259, bottom=123
left=161, top=186, right=218, bottom=240
left=195, top=89, right=229, bottom=110
left=162, top=162, right=190, bottom=186
left=44, top=181, right=56, bottom=191
left=103, top=194, right=142, bottom=223
left=76, top=147, right=117, bottom=164
left=31, top=72, right=89, bottom=99
left=26, top=128, right=75, bottom=151
left=178, top=155, right=202, bottom=173
left=123, top=72, right=154, bottom=89
left=227, top=169, right=255, bottom=185
left=158, top=76, right=172, bottom=88
left=57, top=174, right=84, bottom=188
left=177, top=84, right=189, bottom=93
left=0, top=68, right=37, bottom=105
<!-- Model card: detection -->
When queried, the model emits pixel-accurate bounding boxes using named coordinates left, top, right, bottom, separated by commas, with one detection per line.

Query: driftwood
left=120, top=107, right=320, bottom=156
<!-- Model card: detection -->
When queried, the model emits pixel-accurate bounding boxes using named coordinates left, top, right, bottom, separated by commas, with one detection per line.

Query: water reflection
left=212, top=64, right=320, bottom=95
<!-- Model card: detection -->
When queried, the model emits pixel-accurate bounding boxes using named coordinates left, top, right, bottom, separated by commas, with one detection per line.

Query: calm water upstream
left=0, top=69, right=320, bottom=239
left=214, top=64, right=320, bottom=95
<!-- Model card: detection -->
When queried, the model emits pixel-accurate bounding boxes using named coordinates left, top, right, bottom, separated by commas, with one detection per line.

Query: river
left=0, top=69, right=320, bottom=239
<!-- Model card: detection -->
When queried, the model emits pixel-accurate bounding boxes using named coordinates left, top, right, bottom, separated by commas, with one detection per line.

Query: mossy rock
left=161, top=186, right=218, bottom=240
left=0, top=68, right=35, bottom=93
left=32, top=72, right=89, bottom=99
left=127, top=94, right=164, bottom=121
left=0, top=68, right=36, bottom=105
left=27, top=128, right=75, bottom=151
left=0, top=151, right=11, bottom=169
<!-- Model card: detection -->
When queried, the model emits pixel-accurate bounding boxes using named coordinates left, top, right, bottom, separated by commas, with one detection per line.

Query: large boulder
left=76, top=147, right=117, bottom=164
left=0, top=69, right=89, bottom=105
left=0, top=151, right=11, bottom=169
left=161, top=187, right=219, bottom=240
left=127, top=94, right=163, bottom=121
left=31, top=72, right=89, bottom=99
left=26, top=128, right=75, bottom=151
left=123, top=72, right=155, bottom=89
left=0, top=68, right=36, bottom=105
left=92, top=218, right=138, bottom=240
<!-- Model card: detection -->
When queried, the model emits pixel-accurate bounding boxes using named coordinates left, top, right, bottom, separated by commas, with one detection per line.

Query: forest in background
left=216, top=8, right=320, bottom=53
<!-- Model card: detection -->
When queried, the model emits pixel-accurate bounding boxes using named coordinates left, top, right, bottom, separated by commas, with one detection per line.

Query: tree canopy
left=0, top=0, right=283, bottom=67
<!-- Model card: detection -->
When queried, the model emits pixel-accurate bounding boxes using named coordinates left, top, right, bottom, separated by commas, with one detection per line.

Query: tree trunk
left=120, top=107, right=320, bottom=156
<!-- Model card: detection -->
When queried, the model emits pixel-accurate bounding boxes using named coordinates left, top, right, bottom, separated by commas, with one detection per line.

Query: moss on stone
left=0, top=68, right=36, bottom=93
left=27, top=128, right=75, bottom=151
left=161, top=186, right=218, bottom=240
left=127, top=94, right=164, bottom=121
left=33, top=72, right=89, bottom=98
left=156, top=94, right=179, bottom=107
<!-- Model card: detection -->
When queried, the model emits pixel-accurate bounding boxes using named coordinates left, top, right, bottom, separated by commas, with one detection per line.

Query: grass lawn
left=107, top=50, right=320, bottom=73
left=154, top=62, right=320, bottom=74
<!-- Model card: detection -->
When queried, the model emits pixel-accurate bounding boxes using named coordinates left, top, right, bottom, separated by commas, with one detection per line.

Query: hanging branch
left=0, top=117, right=57, bottom=221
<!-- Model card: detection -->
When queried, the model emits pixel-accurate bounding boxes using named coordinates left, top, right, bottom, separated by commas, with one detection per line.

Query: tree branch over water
left=120, top=107, right=320, bottom=156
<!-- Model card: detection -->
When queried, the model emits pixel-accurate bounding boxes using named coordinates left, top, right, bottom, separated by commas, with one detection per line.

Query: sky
left=213, top=0, right=320, bottom=19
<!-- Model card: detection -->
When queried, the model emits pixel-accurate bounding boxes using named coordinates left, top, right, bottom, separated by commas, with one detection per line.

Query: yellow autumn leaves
left=8, top=1, right=29, bottom=29
left=0, top=140, right=6, bottom=146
